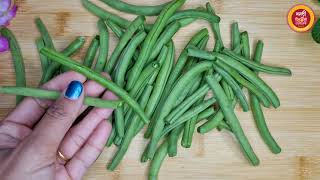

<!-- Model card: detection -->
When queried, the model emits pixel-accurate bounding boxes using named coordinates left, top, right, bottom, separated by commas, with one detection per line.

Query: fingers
left=58, top=90, right=117, bottom=161
left=4, top=71, right=86, bottom=128
left=0, top=121, right=32, bottom=149
left=66, top=120, right=112, bottom=180
left=30, top=81, right=85, bottom=152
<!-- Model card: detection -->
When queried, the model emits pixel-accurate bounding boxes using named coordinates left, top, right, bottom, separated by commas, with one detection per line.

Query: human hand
left=0, top=71, right=116, bottom=180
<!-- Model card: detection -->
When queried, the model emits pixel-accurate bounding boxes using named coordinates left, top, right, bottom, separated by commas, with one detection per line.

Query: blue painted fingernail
left=64, top=81, right=83, bottom=100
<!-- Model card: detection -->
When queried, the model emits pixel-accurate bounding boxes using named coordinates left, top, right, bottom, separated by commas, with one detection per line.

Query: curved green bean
left=222, top=48, right=292, bottom=76
left=1, top=28, right=26, bottom=104
left=94, top=19, right=109, bottom=72
left=206, top=2, right=224, bottom=50
left=146, top=62, right=213, bottom=158
left=0, top=86, right=122, bottom=109
left=83, top=35, right=100, bottom=68
left=61, top=36, right=86, bottom=72
left=40, top=47, right=149, bottom=123
left=126, top=0, right=186, bottom=90
left=149, top=21, right=181, bottom=61
left=250, top=40, right=281, bottom=154
left=81, top=0, right=130, bottom=28
left=105, top=16, right=145, bottom=73
left=213, top=63, right=249, bottom=111
left=113, top=31, right=147, bottom=87
left=205, top=74, right=259, bottom=166
left=149, top=140, right=168, bottom=180
left=105, top=19, right=124, bottom=37
left=100, top=0, right=170, bottom=16
left=168, top=9, right=220, bottom=25
left=167, top=124, right=184, bottom=157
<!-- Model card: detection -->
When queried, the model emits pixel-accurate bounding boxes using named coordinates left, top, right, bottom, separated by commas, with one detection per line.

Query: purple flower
left=0, top=1, right=17, bottom=26
left=0, top=0, right=11, bottom=14
left=0, top=36, right=9, bottom=52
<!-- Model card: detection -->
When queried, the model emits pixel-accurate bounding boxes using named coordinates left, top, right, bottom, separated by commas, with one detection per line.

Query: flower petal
left=0, top=0, right=11, bottom=14
left=0, top=5, right=17, bottom=26
left=0, top=36, right=10, bottom=52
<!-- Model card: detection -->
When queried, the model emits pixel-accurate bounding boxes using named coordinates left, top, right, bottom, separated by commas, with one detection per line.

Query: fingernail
left=64, top=81, right=83, bottom=100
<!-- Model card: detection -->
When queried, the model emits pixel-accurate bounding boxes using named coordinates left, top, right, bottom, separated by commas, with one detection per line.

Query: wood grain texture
left=1, top=0, right=320, bottom=179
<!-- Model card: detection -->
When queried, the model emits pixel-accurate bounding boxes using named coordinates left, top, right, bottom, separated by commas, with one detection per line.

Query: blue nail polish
left=64, top=81, right=83, bottom=100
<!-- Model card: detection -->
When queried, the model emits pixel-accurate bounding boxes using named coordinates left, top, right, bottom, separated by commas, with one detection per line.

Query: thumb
left=30, top=80, right=84, bottom=152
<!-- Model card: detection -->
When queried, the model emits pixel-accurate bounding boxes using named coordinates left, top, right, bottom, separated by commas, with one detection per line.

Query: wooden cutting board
left=0, top=0, right=320, bottom=179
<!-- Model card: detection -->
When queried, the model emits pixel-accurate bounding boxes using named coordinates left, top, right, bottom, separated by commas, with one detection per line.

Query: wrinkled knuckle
left=46, top=104, right=69, bottom=120
left=87, top=142, right=103, bottom=154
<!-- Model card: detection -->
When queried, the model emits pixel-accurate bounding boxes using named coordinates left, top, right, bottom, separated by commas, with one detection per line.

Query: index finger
left=4, top=71, right=86, bottom=128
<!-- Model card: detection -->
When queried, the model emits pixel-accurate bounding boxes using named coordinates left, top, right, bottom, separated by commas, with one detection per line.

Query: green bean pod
left=126, top=0, right=186, bottom=90
left=196, top=107, right=216, bottom=123
left=161, top=97, right=217, bottom=137
left=222, top=48, right=292, bottom=76
left=60, top=36, right=86, bottom=72
left=1, top=28, right=26, bottom=104
left=100, top=0, right=170, bottom=16
left=146, top=62, right=213, bottom=159
left=206, top=2, right=224, bottom=50
left=250, top=40, right=281, bottom=154
left=149, top=21, right=181, bottom=61
left=231, top=22, right=241, bottom=51
left=113, top=31, right=147, bottom=87
left=35, top=38, right=49, bottom=73
left=168, top=9, right=220, bottom=25
left=0, top=86, right=122, bottom=109
left=106, top=118, right=116, bottom=147
left=240, top=31, right=250, bottom=58
left=167, top=124, right=184, bottom=157
left=40, top=48, right=149, bottom=123
left=108, top=84, right=154, bottom=170
left=94, top=19, right=109, bottom=73
left=205, top=74, right=259, bottom=166
left=105, top=16, right=145, bottom=73
left=83, top=36, right=100, bottom=68
left=213, top=63, right=249, bottom=111
left=149, top=140, right=168, bottom=180
left=81, top=0, right=130, bottom=28
left=105, top=19, right=124, bottom=37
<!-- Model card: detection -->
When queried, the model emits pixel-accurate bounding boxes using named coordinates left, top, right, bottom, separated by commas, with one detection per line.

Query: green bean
left=0, top=86, right=122, bottom=109
left=240, top=31, right=250, bottom=58
left=35, top=38, right=49, bottom=73
left=167, top=124, right=184, bottom=157
left=217, top=121, right=233, bottom=132
left=105, top=16, right=145, bottom=73
left=196, top=107, right=215, bottom=123
left=149, top=140, right=168, bottom=180
left=113, top=31, right=147, bottom=87
left=149, top=21, right=181, bottom=61
left=165, top=84, right=209, bottom=124
left=113, top=135, right=122, bottom=146
left=105, top=19, right=124, bottom=37
left=146, top=62, right=213, bottom=158
left=206, top=2, right=224, bottom=50
left=100, top=0, right=170, bottom=16
left=40, top=48, right=149, bottom=123
left=213, top=63, right=249, bottom=111
left=173, top=75, right=201, bottom=107
left=177, top=18, right=196, bottom=27
left=161, top=97, right=217, bottom=137
left=83, top=35, right=100, bottom=68
left=126, top=0, right=186, bottom=90
left=0, top=28, right=26, bottom=104
left=60, top=36, right=86, bottom=72
left=233, top=44, right=243, bottom=56
left=81, top=0, right=130, bottom=28
left=145, top=42, right=174, bottom=119
left=40, top=36, right=87, bottom=84
left=168, top=9, right=220, bottom=25
left=108, top=84, right=154, bottom=170
left=222, top=48, right=292, bottom=76
left=221, top=80, right=234, bottom=100
left=181, top=115, right=197, bottom=148
left=250, top=41, right=281, bottom=154
left=187, top=47, right=281, bottom=108
left=163, top=29, right=208, bottom=98
left=94, top=19, right=109, bottom=72
left=114, top=107, right=125, bottom=138
left=205, top=74, right=259, bottom=166
left=231, top=22, right=241, bottom=51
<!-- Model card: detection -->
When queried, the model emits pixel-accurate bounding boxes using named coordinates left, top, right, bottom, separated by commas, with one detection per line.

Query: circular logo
left=287, top=4, right=315, bottom=32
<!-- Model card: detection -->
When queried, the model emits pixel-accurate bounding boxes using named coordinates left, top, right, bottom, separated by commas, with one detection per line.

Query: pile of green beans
left=0, top=0, right=292, bottom=179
